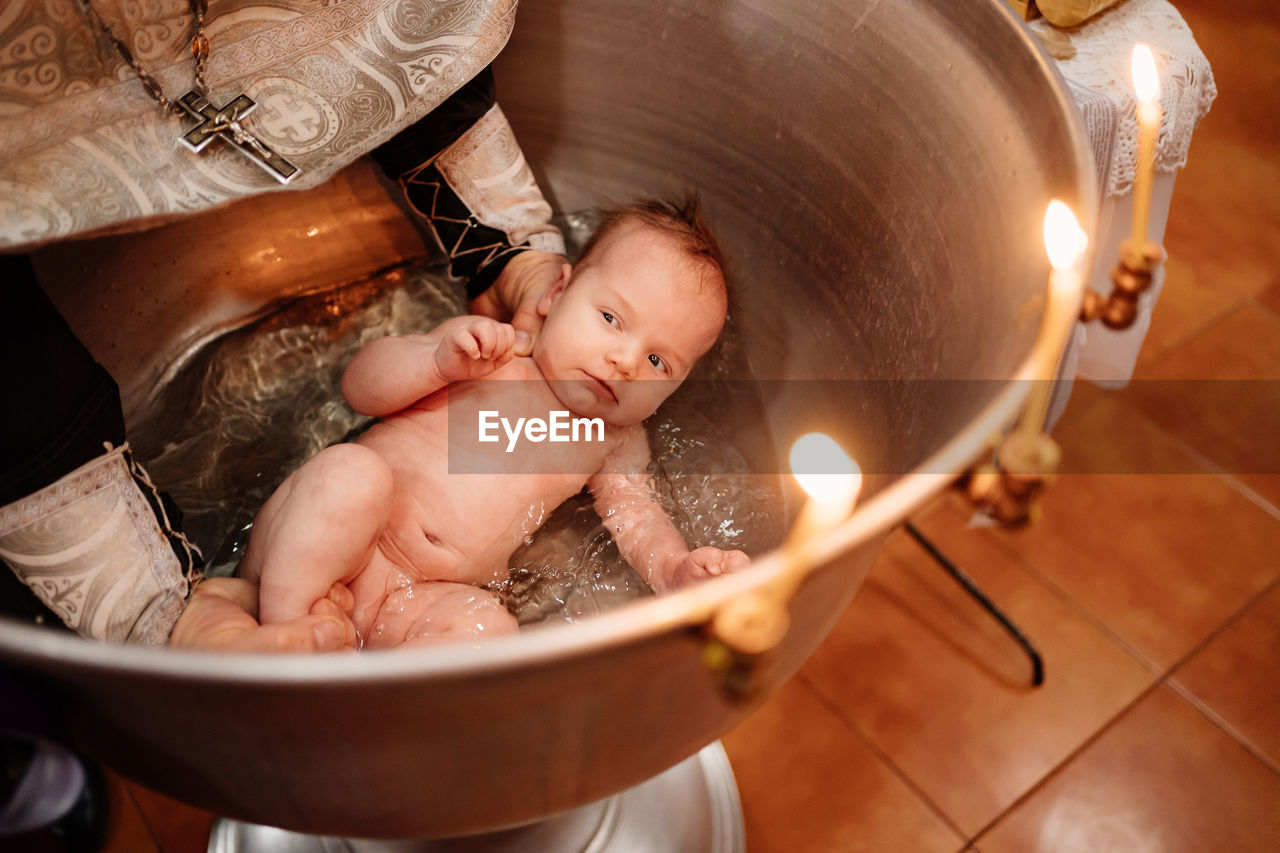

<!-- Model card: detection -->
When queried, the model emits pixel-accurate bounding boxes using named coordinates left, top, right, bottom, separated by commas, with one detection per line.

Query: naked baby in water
left=237, top=196, right=749, bottom=648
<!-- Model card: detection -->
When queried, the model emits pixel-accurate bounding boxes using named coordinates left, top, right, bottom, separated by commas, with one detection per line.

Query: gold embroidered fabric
left=0, top=0, right=516, bottom=250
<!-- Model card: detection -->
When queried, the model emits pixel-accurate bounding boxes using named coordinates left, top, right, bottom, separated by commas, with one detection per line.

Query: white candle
left=1021, top=200, right=1087, bottom=436
left=1130, top=44, right=1163, bottom=249
left=784, top=433, right=862, bottom=555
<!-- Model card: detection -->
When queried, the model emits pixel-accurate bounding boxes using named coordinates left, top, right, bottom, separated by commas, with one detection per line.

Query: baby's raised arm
left=589, top=426, right=748, bottom=593
left=342, top=316, right=530, bottom=416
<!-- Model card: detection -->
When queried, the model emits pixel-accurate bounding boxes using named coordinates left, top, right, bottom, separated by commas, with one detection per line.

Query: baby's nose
left=606, top=344, right=639, bottom=378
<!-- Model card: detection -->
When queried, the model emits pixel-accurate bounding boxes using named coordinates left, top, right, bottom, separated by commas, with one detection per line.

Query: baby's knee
left=304, top=444, right=393, bottom=510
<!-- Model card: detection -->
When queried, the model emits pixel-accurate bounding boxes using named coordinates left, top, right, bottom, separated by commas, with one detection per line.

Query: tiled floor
left=17, top=0, right=1279, bottom=850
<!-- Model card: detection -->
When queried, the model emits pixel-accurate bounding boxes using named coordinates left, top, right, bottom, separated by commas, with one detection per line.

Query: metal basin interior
left=0, top=0, right=1093, bottom=839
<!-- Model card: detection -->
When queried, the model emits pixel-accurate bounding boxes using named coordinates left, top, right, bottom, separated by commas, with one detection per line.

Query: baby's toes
left=689, top=547, right=725, bottom=577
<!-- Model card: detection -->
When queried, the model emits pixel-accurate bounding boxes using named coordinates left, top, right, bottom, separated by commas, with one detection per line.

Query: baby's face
left=532, top=222, right=726, bottom=425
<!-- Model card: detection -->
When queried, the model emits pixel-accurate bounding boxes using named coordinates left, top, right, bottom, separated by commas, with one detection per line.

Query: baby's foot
left=654, top=547, right=750, bottom=593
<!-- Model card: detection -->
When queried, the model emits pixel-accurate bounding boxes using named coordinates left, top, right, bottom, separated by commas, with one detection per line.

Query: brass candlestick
left=1079, top=237, right=1162, bottom=330
left=965, top=430, right=1062, bottom=526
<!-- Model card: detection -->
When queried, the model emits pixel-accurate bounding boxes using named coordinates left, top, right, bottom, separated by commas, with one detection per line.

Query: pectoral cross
left=177, top=91, right=300, bottom=184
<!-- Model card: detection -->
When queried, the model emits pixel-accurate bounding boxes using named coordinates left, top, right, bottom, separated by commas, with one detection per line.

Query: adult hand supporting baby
left=169, top=578, right=357, bottom=652
left=470, top=250, right=570, bottom=341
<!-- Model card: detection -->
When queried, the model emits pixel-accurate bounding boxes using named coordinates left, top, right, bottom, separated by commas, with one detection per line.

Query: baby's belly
left=349, top=403, right=608, bottom=624
left=344, top=479, right=575, bottom=635
left=358, top=417, right=603, bottom=569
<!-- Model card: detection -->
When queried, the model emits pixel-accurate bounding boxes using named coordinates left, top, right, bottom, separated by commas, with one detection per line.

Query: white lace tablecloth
left=0, top=0, right=515, bottom=251
left=1032, top=0, right=1217, bottom=198
left=1033, top=0, right=1216, bottom=388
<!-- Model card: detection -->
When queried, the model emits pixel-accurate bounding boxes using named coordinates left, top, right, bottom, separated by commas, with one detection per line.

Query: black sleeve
left=369, top=66, right=558, bottom=299
left=0, top=254, right=125, bottom=505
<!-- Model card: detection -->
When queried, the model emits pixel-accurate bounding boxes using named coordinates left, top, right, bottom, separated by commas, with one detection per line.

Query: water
left=131, top=242, right=785, bottom=627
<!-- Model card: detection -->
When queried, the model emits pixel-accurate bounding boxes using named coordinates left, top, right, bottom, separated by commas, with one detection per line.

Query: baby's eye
left=648, top=354, right=668, bottom=372
left=601, top=311, right=619, bottom=327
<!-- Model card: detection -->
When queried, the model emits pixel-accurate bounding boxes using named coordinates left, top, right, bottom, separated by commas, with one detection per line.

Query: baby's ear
left=536, top=263, right=573, bottom=317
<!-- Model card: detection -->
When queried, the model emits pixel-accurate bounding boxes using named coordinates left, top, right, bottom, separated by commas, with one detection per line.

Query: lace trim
left=1031, top=0, right=1217, bottom=197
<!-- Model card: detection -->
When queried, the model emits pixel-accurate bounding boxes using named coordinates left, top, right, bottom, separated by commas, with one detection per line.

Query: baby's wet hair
left=577, top=190, right=728, bottom=297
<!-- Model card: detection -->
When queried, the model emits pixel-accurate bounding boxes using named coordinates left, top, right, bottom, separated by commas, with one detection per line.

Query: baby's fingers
left=492, top=323, right=516, bottom=362
left=451, top=329, right=482, bottom=359
left=474, top=321, right=499, bottom=359
left=473, top=320, right=519, bottom=361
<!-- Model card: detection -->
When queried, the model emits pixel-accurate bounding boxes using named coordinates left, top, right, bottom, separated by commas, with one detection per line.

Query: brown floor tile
left=1129, top=303, right=1280, bottom=509
left=1161, top=134, right=1280, bottom=303
left=722, top=676, right=963, bottom=853
left=1257, top=279, right=1280, bottom=319
left=1160, top=0, right=1280, bottom=302
left=1134, top=255, right=1241, bottom=371
left=1137, top=303, right=1280, bottom=381
left=1174, top=0, right=1280, bottom=161
left=126, top=779, right=216, bottom=853
left=798, top=497, right=1152, bottom=837
left=1173, top=580, right=1280, bottom=770
left=990, top=396, right=1280, bottom=670
left=1051, top=375, right=1107, bottom=432
left=978, top=686, right=1280, bottom=853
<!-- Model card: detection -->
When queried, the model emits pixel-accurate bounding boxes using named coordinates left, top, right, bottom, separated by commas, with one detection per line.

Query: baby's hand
left=656, top=547, right=750, bottom=592
left=435, top=317, right=532, bottom=382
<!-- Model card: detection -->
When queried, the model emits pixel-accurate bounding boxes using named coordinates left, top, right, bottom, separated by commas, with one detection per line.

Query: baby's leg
left=239, top=444, right=394, bottom=626
left=363, top=582, right=517, bottom=649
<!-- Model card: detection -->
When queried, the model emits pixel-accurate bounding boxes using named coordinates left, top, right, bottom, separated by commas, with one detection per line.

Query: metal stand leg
left=903, top=522, right=1045, bottom=687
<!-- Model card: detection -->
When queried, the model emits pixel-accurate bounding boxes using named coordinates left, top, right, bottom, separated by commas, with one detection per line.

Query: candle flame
left=1131, top=44, right=1160, bottom=105
left=1043, top=200, right=1087, bottom=272
left=789, top=433, right=862, bottom=504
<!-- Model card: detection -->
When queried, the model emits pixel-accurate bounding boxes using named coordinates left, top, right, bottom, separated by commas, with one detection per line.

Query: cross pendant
left=177, top=91, right=300, bottom=184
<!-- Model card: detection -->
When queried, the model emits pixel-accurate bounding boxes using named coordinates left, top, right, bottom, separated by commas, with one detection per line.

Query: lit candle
left=784, top=433, right=862, bottom=554
left=1130, top=44, right=1163, bottom=250
left=1020, top=200, right=1087, bottom=437
left=709, top=433, right=860, bottom=655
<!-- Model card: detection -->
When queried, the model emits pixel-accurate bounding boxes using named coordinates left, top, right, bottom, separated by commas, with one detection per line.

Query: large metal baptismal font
left=0, top=0, right=1095, bottom=847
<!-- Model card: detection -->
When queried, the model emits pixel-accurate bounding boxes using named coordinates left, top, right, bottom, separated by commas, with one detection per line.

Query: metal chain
left=77, top=0, right=211, bottom=117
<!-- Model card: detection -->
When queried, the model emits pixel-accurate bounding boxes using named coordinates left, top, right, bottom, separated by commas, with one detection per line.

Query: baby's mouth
left=584, top=371, right=618, bottom=403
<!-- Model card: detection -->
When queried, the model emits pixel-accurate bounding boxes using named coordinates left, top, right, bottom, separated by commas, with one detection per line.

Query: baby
left=237, top=197, right=749, bottom=649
